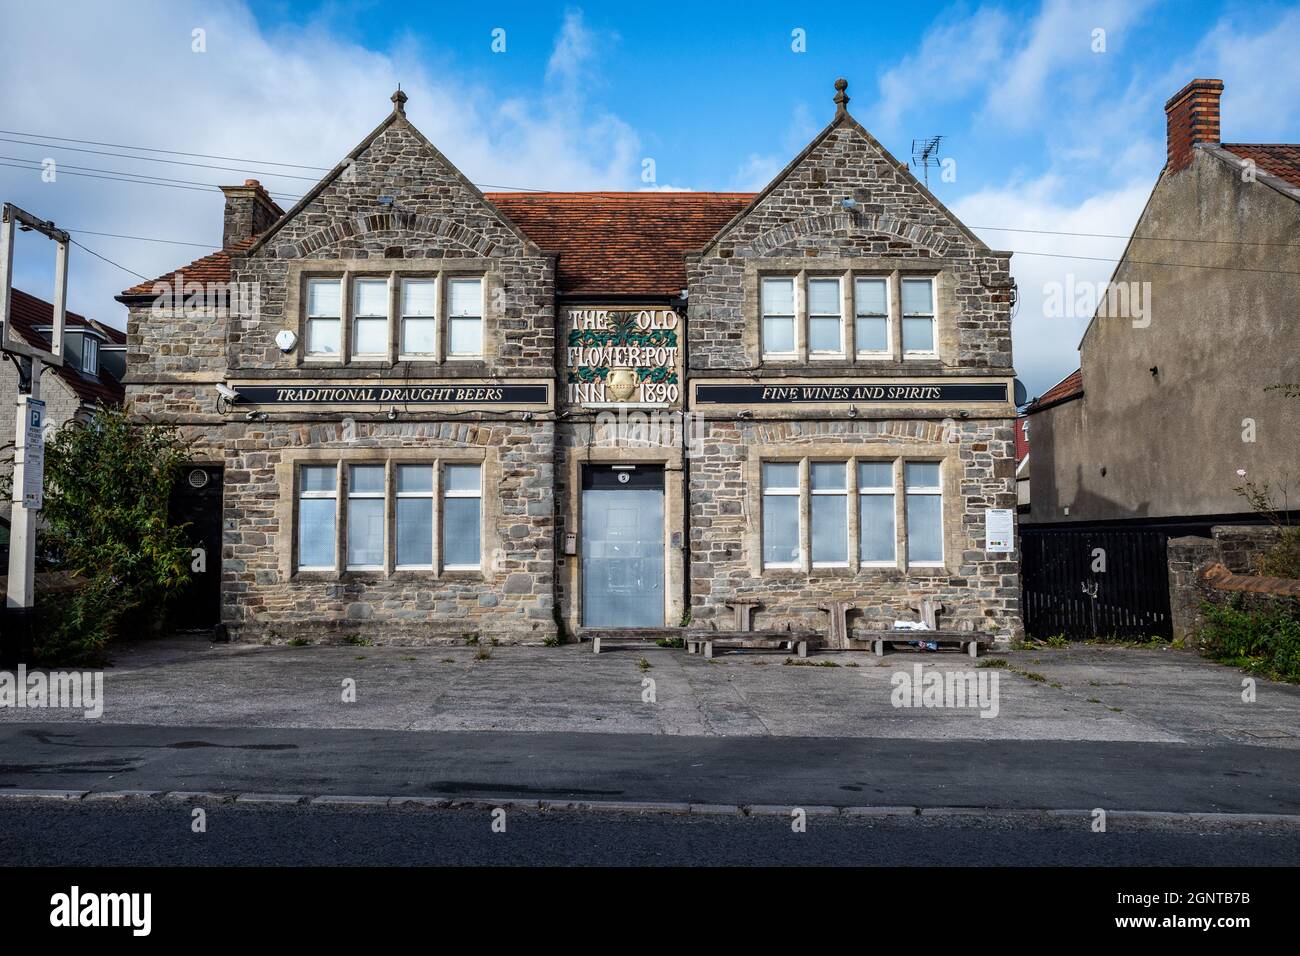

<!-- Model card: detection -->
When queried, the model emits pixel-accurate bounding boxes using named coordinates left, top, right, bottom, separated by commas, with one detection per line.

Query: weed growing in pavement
left=638, top=658, right=652, bottom=671
left=474, top=645, right=492, bottom=661
left=978, top=658, right=1009, bottom=669
left=287, top=637, right=309, bottom=647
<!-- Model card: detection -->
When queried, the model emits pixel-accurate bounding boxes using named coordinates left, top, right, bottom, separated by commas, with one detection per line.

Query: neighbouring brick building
left=118, top=80, right=1023, bottom=645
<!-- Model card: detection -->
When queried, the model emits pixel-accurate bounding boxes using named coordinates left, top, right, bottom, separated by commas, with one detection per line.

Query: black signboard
left=694, top=382, right=1008, bottom=404
left=234, top=384, right=550, bottom=405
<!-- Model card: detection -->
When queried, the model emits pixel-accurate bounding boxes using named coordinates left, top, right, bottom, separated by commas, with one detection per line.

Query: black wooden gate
left=1021, top=528, right=1172, bottom=640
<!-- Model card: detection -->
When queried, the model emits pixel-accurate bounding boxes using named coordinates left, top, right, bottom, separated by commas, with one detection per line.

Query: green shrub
left=1199, top=598, right=1300, bottom=682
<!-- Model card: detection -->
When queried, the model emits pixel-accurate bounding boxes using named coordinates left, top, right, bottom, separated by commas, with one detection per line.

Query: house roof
left=6, top=287, right=125, bottom=406
left=119, top=194, right=755, bottom=300
left=118, top=237, right=255, bottom=298
left=1025, top=368, right=1083, bottom=415
left=1221, top=144, right=1300, bottom=190
left=486, top=192, right=753, bottom=296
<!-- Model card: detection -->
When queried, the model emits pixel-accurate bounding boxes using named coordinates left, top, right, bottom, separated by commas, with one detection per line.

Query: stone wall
left=1167, top=525, right=1284, bottom=642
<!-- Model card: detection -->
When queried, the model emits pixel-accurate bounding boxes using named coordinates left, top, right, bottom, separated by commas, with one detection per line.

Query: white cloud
left=0, top=1, right=643, bottom=327
left=952, top=175, right=1152, bottom=398
left=872, top=7, right=1011, bottom=133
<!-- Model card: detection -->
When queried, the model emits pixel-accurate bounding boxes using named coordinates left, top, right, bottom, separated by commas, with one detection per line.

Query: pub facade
left=118, top=81, right=1022, bottom=646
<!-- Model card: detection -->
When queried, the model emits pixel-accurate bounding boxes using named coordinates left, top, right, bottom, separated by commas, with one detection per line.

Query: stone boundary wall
left=1167, top=525, right=1286, bottom=642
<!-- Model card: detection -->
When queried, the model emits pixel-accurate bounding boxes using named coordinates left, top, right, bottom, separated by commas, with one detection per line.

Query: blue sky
left=2, top=0, right=1298, bottom=395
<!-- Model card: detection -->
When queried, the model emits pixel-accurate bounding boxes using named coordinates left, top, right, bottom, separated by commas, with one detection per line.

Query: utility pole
left=0, top=203, right=67, bottom=661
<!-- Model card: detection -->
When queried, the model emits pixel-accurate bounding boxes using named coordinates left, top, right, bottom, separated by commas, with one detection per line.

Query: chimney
left=1165, top=78, right=1224, bottom=173
left=218, top=179, right=285, bottom=248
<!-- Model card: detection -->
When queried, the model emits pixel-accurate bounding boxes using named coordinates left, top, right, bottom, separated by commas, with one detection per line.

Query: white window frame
left=806, top=277, right=845, bottom=359
left=761, top=461, right=802, bottom=569
left=857, top=460, right=897, bottom=566
left=809, top=460, right=849, bottom=567
left=82, top=335, right=99, bottom=375
left=350, top=276, right=390, bottom=358
left=446, top=277, right=484, bottom=360
left=399, top=277, right=438, bottom=360
left=394, top=463, right=436, bottom=570
left=297, top=465, right=338, bottom=571
left=304, top=277, right=343, bottom=359
left=853, top=276, right=891, bottom=359
left=901, top=276, right=938, bottom=359
left=441, top=463, right=483, bottom=570
left=345, top=464, right=386, bottom=571
left=904, top=459, right=944, bottom=566
left=760, top=276, right=798, bottom=360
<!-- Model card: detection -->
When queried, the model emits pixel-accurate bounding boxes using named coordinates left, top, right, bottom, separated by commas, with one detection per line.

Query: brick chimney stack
left=1165, top=78, right=1224, bottom=172
left=219, top=179, right=285, bottom=248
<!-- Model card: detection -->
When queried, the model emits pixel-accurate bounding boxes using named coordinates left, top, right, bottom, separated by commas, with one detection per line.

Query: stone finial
left=833, top=77, right=849, bottom=116
left=391, top=87, right=408, bottom=114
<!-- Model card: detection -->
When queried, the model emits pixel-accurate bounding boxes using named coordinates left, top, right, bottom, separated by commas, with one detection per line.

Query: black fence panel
left=1021, top=528, right=1173, bottom=641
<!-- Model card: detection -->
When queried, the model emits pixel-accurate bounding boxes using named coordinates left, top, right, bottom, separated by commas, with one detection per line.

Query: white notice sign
left=986, top=507, right=1015, bottom=553
left=15, top=397, right=45, bottom=510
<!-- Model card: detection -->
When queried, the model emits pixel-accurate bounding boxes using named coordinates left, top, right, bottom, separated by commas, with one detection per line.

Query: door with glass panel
left=581, top=465, right=664, bottom=627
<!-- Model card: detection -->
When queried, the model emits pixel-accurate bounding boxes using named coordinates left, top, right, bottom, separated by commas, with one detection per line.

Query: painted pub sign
left=565, top=307, right=681, bottom=407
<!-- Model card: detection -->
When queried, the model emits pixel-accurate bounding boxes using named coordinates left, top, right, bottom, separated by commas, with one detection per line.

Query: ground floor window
left=296, top=460, right=482, bottom=573
left=759, top=456, right=944, bottom=570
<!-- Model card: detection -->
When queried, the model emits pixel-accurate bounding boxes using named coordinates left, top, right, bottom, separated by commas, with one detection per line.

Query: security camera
left=215, top=383, right=238, bottom=401
left=275, top=330, right=298, bottom=353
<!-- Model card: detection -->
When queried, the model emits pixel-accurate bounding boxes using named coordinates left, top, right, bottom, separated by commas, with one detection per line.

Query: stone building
left=118, top=81, right=1022, bottom=645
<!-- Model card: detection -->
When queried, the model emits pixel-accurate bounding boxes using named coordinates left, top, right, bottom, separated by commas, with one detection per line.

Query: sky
left=1, top=0, right=1298, bottom=397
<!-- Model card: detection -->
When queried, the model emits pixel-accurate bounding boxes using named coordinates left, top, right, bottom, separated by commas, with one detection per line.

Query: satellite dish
left=1013, top=379, right=1029, bottom=408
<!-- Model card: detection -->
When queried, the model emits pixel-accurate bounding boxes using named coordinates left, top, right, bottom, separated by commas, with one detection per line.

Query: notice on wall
left=566, top=308, right=681, bottom=406
left=985, top=508, right=1015, bottom=553
left=15, top=397, right=45, bottom=510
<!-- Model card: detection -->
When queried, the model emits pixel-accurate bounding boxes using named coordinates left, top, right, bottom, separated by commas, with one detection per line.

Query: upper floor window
left=81, top=336, right=99, bottom=375
left=305, top=279, right=342, bottom=356
left=901, top=277, right=936, bottom=357
left=760, top=278, right=796, bottom=358
left=757, top=270, right=939, bottom=362
left=854, top=278, right=889, bottom=356
left=302, top=271, right=484, bottom=363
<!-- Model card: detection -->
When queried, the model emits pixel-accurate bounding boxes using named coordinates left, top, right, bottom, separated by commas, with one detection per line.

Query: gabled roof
left=1025, top=368, right=1083, bottom=415
left=6, top=287, right=124, bottom=406
left=487, top=192, right=752, bottom=296
left=1221, top=144, right=1300, bottom=190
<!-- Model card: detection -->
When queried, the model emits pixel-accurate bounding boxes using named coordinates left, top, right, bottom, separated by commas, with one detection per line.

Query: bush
left=1255, top=526, right=1300, bottom=579
left=32, top=407, right=193, bottom=663
left=1199, top=598, right=1300, bottom=682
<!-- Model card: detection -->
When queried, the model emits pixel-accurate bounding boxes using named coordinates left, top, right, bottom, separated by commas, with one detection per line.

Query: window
left=400, top=279, right=437, bottom=357
left=810, top=462, right=848, bottom=565
left=395, top=465, right=434, bottom=568
left=761, top=462, right=800, bottom=568
left=447, top=279, right=483, bottom=358
left=351, top=278, right=389, bottom=357
left=854, top=278, right=889, bottom=356
left=758, top=456, right=942, bottom=571
left=347, top=465, right=385, bottom=569
left=858, top=461, right=896, bottom=563
left=807, top=278, right=843, bottom=356
left=298, top=465, right=337, bottom=569
left=442, top=464, right=482, bottom=569
left=305, top=279, right=342, bottom=356
left=296, top=460, right=483, bottom=573
left=82, top=336, right=99, bottom=375
left=905, top=461, right=943, bottom=564
left=901, top=278, right=936, bottom=355
left=761, top=278, right=796, bottom=357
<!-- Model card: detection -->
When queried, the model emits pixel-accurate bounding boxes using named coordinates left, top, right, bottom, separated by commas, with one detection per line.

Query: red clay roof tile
left=1221, top=144, right=1300, bottom=190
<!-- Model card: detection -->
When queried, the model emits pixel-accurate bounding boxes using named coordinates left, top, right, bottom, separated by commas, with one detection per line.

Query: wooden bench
left=582, top=629, right=679, bottom=655
left=848, top=630, right=993, bottom=658
left=684, top=630, right=818, bottom=659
